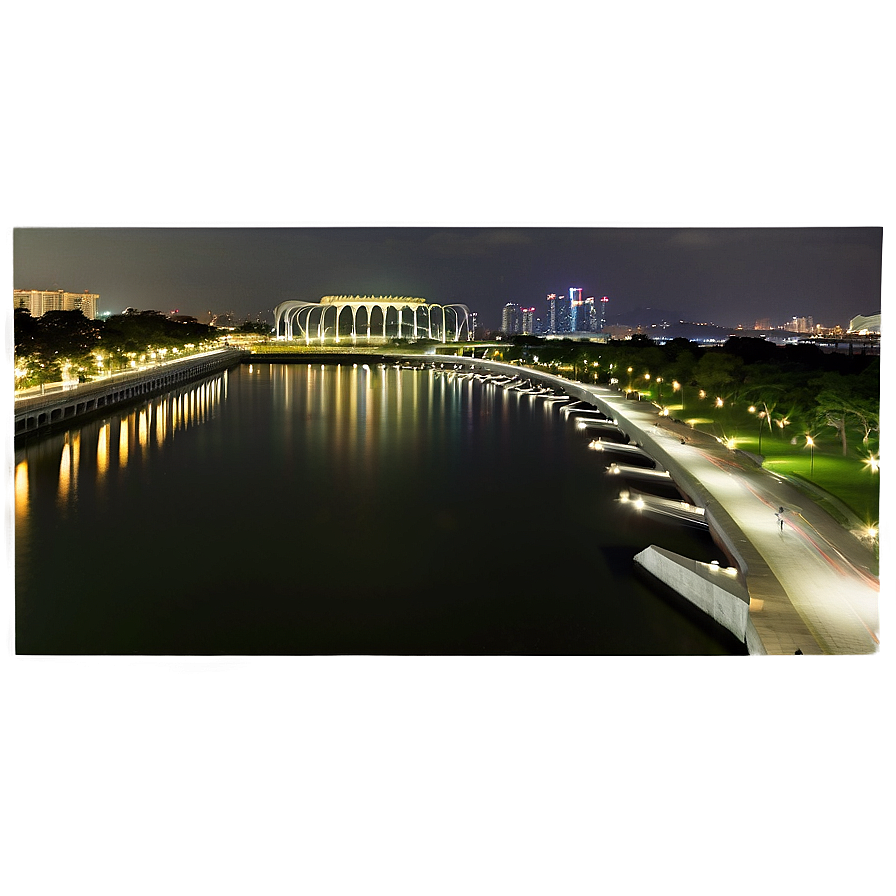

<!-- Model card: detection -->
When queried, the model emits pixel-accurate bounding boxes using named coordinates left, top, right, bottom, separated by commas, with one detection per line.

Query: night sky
left=12, top=226, right=882, bottom=331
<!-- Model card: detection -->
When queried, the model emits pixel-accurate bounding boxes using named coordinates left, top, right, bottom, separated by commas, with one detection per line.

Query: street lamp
left=749, top=406, right=767, bottom=454
left=627, top=367, right=633, bottom=391
left=656, top=376, right=663, bottom=412
left=806, top=435, right=815, bottom=478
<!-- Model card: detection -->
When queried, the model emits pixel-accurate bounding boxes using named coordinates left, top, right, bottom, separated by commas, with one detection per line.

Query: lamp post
left=806, top=436, right=815, bottom=478
left=656, top=376, right=663, bottom=413
left=748, top=406, right=767, bottom=454
left=627, top=367, right=633, bottom=392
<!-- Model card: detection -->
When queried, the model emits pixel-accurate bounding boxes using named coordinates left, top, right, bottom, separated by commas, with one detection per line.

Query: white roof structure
left=848, top=312, right=881, bottom=333
left=273, top=296, right=471, bottom=344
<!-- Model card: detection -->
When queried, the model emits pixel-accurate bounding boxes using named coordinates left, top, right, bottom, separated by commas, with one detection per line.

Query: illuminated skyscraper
left=569, top=287, right=583, bottom=330
left=521, top=307, right=535, bottom=335
left=501, top=303, right=521, bottom=335
left=599, top=296, right=609, bottom=332
left=546, top=293, right=558, bottom=333
left=546, top=292, right=574, bottom=334
left=584, top=296, right=596, bottom=332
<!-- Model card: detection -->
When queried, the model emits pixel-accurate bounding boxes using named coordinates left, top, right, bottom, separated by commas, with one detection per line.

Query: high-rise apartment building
left=569, top=288, right=583, bottom=330
left=599, top=296, right=609, bottom=332
left=520, top=307, right=535, bottom=335
left=501, top=303, right=521, bottom=335
left=14, top=289, right=99, bottom=320
left=547, top=292, right=572, bottom=334
left=785, top=316, right=814, bottom=334
left=583, top=297, right=596, bottom=332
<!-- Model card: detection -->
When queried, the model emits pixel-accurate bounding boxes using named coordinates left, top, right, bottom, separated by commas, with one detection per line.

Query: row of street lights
left=625, top=375, right=875, bottom=479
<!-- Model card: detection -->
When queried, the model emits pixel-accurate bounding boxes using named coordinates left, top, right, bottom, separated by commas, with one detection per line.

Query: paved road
left=586, top=385, right=880, bottom=655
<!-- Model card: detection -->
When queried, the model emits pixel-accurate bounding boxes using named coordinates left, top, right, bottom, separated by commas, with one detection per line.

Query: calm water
left=15, top=363, right=741, bottom=654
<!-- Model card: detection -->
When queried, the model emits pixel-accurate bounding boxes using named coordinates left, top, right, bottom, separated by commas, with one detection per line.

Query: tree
left=36, top=310, right=102, bottom=358
left=695, top=351, right=745, bottom=400
left=14, top=308, right=40, bottom=352
left=813, top=372, right=861, bottom=457
left=14, top=310, right=103, bottom=384
left=849, top=396, right=880, bottom=448
left=723, top=336, right=779, bottom=365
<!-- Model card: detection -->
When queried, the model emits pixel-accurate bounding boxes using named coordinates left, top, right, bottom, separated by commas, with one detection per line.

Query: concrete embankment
left=14, top=348, right=245, bottom=442
left=634, top=546, right=766, bottom=655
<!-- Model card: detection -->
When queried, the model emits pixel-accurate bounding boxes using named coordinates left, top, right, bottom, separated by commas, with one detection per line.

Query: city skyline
left=13, top=227, right=882, bottom=332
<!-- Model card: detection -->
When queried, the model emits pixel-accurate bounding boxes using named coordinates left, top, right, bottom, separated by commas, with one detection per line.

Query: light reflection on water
left=15, top=459, right=29, bottom=525
left=15, top=363, right=740, bottom=655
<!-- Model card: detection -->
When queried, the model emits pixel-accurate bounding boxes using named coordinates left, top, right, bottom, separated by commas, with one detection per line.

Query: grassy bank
left=653, top=392, right=880, bottom=525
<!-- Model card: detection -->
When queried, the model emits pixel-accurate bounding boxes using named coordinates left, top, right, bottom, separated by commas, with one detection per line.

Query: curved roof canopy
left=320, top=295, right=428, bottom=305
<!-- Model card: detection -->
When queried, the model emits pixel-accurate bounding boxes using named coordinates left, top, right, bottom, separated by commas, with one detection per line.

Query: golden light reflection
left=119, top=417, right=129, bottom=467
left=335, top=363, right=345, bottom=452
left=348, top=364, right=357, bottom=441
left=97, top=423, right=109, bottom=474
left=138, top=408, right=149, bottom=449
left=15, top=460, right=29, bottom=521
left=71, top=432, right=80, bottom=491
left=58, top=436, right=72, bottom=499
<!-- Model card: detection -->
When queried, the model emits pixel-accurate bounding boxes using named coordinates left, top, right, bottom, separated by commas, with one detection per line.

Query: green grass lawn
left=656, top=393, right=880, bottom=525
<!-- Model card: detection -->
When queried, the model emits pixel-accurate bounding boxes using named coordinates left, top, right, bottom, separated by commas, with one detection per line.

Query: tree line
left=501, top=334, right=880, bottom=457
left=13, top=309, right=220, bottom=386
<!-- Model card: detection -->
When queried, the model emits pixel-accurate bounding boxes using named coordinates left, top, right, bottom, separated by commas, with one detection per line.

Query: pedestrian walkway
left=585, top=385, right=880, bottom=655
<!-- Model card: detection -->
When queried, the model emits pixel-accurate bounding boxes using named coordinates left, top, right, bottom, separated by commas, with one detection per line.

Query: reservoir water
left=15, top=363, right=742, bottom=654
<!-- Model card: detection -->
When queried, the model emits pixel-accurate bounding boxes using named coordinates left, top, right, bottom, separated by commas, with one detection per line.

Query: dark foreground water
left=15, top=363, right=742, bottom=654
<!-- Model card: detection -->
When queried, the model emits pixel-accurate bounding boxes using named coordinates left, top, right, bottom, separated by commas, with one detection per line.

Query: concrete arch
left=272, top=298, right=472, bottom=345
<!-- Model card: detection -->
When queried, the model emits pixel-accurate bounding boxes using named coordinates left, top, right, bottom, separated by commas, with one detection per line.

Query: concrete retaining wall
left=634, top=546, right=766, bottom=653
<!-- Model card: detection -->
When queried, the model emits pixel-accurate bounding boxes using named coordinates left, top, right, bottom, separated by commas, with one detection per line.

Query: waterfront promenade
left=590, top=386, right=880, bottom=656
left=14, top=348, right=243, bottom=439
left=444, top=357, right=880, bottom=655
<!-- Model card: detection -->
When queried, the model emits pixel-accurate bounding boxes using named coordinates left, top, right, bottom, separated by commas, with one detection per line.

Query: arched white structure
left=273, top=296, right=472, bottom=344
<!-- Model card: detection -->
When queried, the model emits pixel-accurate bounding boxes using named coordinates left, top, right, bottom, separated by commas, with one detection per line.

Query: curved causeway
left=439, top=356, right=880, bottom=656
